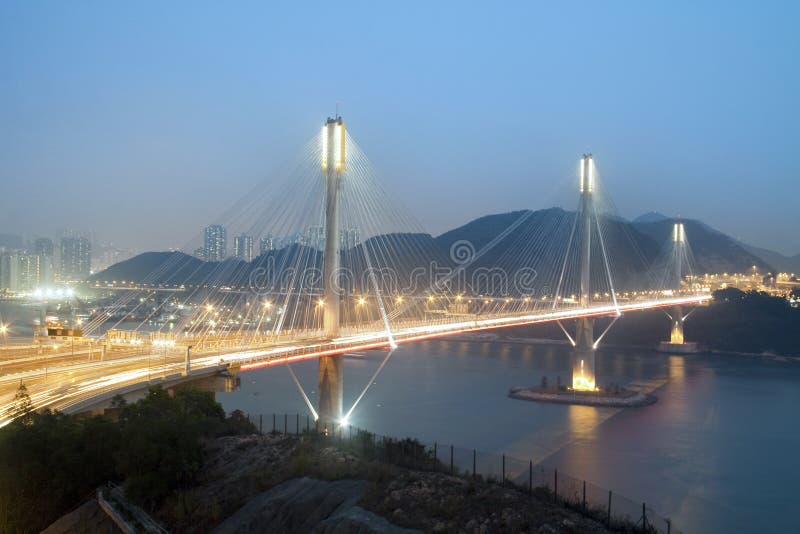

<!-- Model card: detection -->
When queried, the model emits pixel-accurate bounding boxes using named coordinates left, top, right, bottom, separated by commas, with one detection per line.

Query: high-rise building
left=92, top=244, right=134, bottom=273
left=204, top=225, right=227, bottom=262
left=34, top=238, right=54, bottom=257
left=59, top=237, right=91, bottom=280
left=0, top=253, right=15, bottom=290
left=234, top=234, right=254, bottom=262
left=0, top=250, right=48, bottom=291
left=33, top=237, right=55, bottom=286
left=340, top=228, right=361, bottom=250
left=259, top=235, right=275, bottom=255
left=306, top=226, right=324, bottom=250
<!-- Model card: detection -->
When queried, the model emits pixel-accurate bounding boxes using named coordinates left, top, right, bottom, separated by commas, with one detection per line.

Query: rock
left=213, top=477, right=420, bottom=534
left=41, top=499, right=122, bottom=534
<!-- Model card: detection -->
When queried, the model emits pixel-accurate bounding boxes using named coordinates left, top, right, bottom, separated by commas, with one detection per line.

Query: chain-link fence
left=248, top=413, right=680, bottom=534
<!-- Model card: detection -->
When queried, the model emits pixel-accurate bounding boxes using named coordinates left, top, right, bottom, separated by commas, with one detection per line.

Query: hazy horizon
left=2, top=2, right=798, bottom=255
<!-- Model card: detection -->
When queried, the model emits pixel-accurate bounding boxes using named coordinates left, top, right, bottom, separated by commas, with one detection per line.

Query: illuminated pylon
left=318, top=115, right=346, bottom=427
left=670, top=222, right=686, bottom=344
left=572, top=154, right=597, bottom=391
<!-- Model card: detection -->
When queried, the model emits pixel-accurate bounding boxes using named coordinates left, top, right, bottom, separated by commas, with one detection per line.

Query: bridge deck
left=0, top=294, right=709, bottom=427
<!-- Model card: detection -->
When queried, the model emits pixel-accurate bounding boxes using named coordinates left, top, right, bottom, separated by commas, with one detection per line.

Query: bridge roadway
left=0, top=294, right=709, bottom=427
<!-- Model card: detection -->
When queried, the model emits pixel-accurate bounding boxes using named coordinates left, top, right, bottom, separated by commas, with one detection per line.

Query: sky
left=1, top=1, right=798, bottom=254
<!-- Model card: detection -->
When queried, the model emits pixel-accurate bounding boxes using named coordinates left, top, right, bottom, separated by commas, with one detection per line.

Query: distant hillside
left=90, top=235, right=443, bottom=291
left=91, top=209, right=774, bottom=291
left=632, top=217, right=772, bottom=274
left=435, top=208, right=660, bottom=291
left=633, top=212, right=669, bottom=224
left=740, top=243, right=800, bottom=274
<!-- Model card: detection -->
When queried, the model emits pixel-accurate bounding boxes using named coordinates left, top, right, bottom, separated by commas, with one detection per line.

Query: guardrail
left=250, top=412, right=681, bottom=534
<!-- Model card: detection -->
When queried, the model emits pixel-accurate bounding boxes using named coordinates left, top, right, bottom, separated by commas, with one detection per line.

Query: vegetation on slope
left=0, top=386, right=255, bottom=533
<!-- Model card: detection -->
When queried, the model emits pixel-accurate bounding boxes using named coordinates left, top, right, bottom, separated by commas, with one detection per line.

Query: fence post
left=642, top=502, right=647, bottom=530
left=349, top=424, right=352, bottom=441
left=433, top=442, right=437, bottom=471
left=529, top=460, right=533, bottom=495
left=296, top=413, right=299, bottom=435
left=582, top=480, right=586, bottom=511
left=502, top=454, right=506, bottom=486
left=473, top=449, right=476, bottom=478
left=259, top=414, right=262, bottom=434
left=284, top=413, right=287, bottom=434
left=306, top=414, right=310, bottom=433
left=666, top=518, right=671, bottom=534
left=607, top=490, right=612, bottom=527
left=554, top=469, right=558, bottom=503
left=272, top=413, right=276, bottom=433
left=450, top=445, right=454, bottom=475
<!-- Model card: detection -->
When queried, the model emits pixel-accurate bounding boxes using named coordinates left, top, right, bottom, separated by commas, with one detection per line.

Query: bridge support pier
left=572, top=316, right=596, bottom=390
left=318, top=116, right=346, bottom=428
left=318, top=355, right=343, bottom=430
left=670, top=305, right=684, bottom=344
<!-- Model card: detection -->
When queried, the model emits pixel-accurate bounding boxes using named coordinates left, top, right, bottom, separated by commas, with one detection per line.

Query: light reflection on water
left=219, top=339, right=798, bottom=533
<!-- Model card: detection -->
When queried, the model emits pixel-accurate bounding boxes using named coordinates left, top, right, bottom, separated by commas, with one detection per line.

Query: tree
left=110, top=393, right=128, bottom=410
left=11, top=382, right=33, bottom=424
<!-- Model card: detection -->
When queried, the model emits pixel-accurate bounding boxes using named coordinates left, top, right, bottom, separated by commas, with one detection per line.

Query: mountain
left=740, top=243, right=800, bottom=274
left=90, top=209, right=775, bottom=292
left=633, top=212, right=669, bottom=224
left=434, top=208, right=661, bottom=291
left=632, top=217, right=773, bottom=274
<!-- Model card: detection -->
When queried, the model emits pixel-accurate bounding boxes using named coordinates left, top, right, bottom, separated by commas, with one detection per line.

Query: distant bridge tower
left=658, top=221, right=701, bottom=353
left=318, top=115, right=346, bottom=428
left=572, top=154, right=597, bottom=391
left=670, top=222, right=686, bottom=344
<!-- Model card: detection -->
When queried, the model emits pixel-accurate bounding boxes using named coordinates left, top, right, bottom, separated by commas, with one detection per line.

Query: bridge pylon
left=318, top=115, right=346, bottom=428
left=659, top=222, right=701, bottom=353
left=670, top=222, right=686, bottom=344
left=572, top=154, right=597, bottom=390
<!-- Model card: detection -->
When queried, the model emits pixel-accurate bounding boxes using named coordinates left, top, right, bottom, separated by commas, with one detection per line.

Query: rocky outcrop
left=41, top=499, right=122, bottom=534
left=366, top=471, right=610, bottom=534
left=213, top=477, right=420, bottom=534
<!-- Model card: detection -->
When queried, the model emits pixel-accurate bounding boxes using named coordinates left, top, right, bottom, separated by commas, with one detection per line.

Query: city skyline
left=1, top=2, right=798, bottom=256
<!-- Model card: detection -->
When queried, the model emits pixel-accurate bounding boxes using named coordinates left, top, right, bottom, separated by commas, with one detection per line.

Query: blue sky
left=1, top=1, right=798, bottom=253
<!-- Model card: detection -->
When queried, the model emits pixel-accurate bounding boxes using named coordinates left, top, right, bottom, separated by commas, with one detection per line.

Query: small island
left=509, top=382, right=656, bottom=408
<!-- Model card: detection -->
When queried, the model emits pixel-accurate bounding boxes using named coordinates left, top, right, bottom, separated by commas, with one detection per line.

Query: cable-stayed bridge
left=0, top=116, right=709, bottom=427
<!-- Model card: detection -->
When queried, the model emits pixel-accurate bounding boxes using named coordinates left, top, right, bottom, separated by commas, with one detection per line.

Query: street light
left=0, top=324, right=7, bottom=346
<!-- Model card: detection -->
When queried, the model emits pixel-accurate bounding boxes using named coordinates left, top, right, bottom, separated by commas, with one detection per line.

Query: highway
left=0, top=294, right=710, bottom=427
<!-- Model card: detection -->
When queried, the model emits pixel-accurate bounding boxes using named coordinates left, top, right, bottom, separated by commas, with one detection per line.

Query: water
left=218, top=339, right=800, bottom=533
